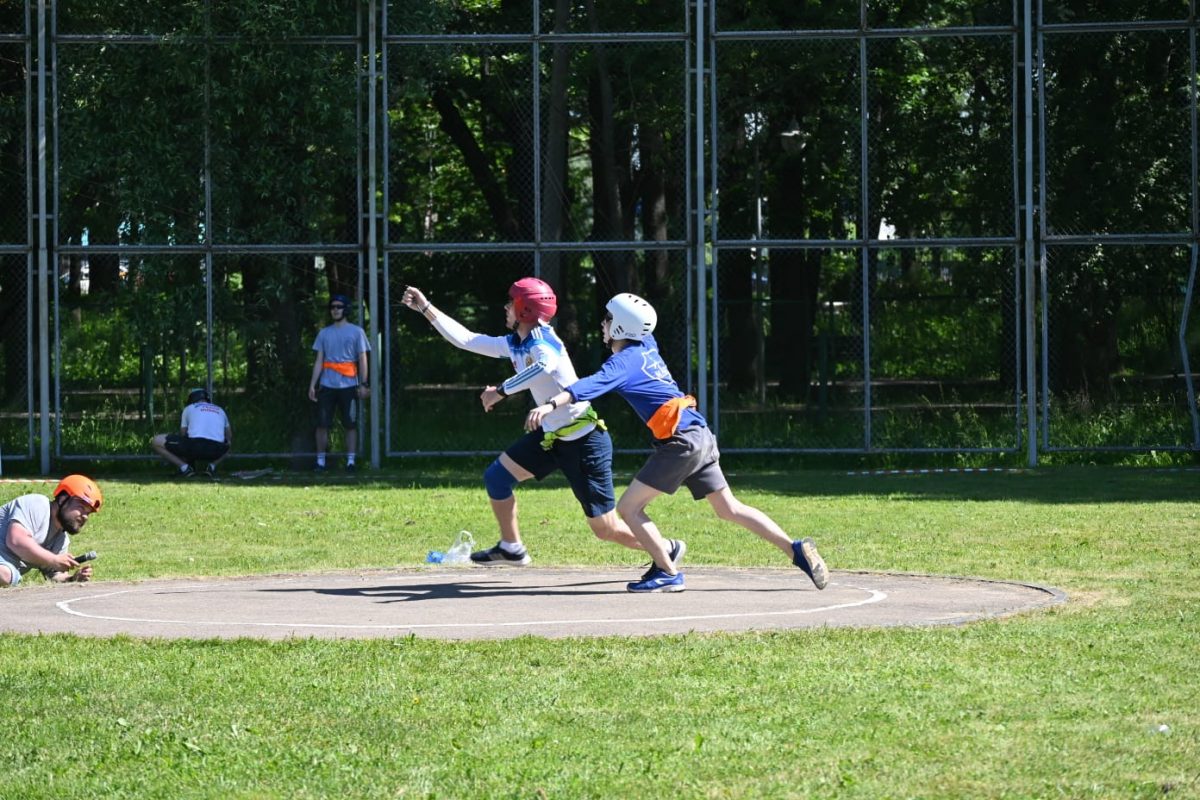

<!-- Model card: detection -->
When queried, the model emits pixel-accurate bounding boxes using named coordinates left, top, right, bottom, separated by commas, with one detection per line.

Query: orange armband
left=646, top=395, right=697, bottom=440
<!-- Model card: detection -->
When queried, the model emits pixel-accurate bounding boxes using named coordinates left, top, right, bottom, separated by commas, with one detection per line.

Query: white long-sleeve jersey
left=430, top=315, right=595, bottom=438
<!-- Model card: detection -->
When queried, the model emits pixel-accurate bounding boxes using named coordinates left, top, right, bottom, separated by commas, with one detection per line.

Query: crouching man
left=0, top=474, right=103, bottom=586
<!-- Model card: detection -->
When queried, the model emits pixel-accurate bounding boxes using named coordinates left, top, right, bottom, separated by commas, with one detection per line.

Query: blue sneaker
left=640, top=538, right=687, bottom=580
left=627, top=566, right=685, bottom=593
left=792, top=537, right=829, bottom=590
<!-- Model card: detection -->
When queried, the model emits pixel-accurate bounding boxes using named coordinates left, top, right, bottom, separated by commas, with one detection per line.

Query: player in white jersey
left=402, top=279, right=682, bottom=568
left=151, top=387, right=232, bottom=478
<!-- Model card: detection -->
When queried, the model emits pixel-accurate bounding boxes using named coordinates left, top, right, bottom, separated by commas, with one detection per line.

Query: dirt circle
left=0, top=566, right=1065, bottom=641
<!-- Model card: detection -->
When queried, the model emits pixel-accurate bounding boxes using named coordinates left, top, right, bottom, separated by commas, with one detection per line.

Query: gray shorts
left=635, top=425, right=727, bottom=500
left=0, top=553, right=23, bottom=586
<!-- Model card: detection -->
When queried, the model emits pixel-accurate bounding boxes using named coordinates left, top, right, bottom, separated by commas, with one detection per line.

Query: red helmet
left=508, top=277, right=557, bottom=324
left=54, top=474, right=103, bottom=513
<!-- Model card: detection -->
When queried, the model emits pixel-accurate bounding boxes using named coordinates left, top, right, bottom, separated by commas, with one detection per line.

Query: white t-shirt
left=181, top=402, right=229, bottom=442
left=429, top=317, right=592, bottom=437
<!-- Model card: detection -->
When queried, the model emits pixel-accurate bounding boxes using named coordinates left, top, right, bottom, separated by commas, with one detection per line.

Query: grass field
left=0, top=464, right=1196, bottom=798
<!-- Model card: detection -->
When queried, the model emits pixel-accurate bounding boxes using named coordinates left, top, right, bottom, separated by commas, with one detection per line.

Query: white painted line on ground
left=845, top=468, right=1024, bottom=476
left=56, top=582, right=887, bottom=631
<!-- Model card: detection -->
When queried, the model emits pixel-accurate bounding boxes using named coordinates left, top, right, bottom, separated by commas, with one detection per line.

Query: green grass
left=1, top=466, right=1197, bottom=798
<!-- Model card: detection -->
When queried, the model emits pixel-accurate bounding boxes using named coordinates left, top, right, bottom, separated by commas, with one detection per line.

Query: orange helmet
left=54, top=474, right=103, bottom=512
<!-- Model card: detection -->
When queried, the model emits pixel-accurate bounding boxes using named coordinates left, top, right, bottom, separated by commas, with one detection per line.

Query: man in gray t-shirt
left=307, top=293, right=371, bottom=472
left=0, top=475, right=103, bottom=587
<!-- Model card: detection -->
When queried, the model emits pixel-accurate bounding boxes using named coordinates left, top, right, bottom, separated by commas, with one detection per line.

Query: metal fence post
left=695, top=0, right=709, bottom=418
left=367, top=0, right=381, bottom=469
left=36, top=0, right=50, bottom=473
left=859, top=1, right=873, bottom=453
left=1023, top=0, right=1037, bottom=466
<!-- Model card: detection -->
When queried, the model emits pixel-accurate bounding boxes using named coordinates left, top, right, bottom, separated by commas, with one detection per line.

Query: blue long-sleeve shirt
left=567, top=334, right=706, bottom=432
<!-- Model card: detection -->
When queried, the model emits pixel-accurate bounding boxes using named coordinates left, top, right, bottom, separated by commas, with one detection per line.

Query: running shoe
left=627, top=566, right=685, bottom=593
left=792, top=537, right=829, bottom=590
left=469, top=542, right=532, bottom=566
left=639, top=538, right=687, bottom=580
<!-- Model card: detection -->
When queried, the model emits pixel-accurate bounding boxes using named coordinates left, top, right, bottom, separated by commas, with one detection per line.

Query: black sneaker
left=205, top=464, right=217, bottom=479
left=345, top=462, right=357, bottom=473
left=640, top=538, right=687, bottom=580
left=792, top=537, right=829, bottom=590
left=180, top=465, right=197, bottom=478
left=469, top=542, right=532, bottom=566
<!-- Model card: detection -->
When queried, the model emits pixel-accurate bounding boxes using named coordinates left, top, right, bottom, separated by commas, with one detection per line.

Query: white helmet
left=606, top=293, right=657, bottom=341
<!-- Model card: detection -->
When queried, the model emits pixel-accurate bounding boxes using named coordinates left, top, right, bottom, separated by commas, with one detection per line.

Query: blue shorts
left=505, top=426, right=616, bottom=518
left=0, top=553, right=23, bottom=586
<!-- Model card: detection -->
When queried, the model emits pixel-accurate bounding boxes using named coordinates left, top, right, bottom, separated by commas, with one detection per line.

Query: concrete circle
left=0, top=567, right=1065, bottom=640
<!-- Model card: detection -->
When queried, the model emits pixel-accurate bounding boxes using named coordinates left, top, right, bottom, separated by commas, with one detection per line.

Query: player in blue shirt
left=405, top=279, right=676, bottom=568
left=524, top=293, right=829, bottom=593
left=308, top=293, right=372, bottom=472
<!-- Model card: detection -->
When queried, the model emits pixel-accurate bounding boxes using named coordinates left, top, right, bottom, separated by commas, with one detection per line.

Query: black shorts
left=165, top=434, right=229, bottom=463
left=316, top=385, right=359, bottom=429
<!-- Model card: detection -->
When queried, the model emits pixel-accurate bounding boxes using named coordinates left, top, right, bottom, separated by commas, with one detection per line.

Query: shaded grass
left=0, top=466, right=1197, bottom=798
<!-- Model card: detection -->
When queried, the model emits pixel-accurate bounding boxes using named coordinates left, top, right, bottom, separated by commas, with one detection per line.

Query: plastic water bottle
left=442, top=531, right=475, bottom=564
left=425, top=550, right=445, bottom=564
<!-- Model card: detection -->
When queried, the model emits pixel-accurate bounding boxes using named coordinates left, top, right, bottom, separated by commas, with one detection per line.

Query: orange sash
left=323, top=360, right=358, bottom=378
left=646, top=395, right=697, bottom=440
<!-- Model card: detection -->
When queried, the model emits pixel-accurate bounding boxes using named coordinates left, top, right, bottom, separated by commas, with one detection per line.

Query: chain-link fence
left=0, top=13, right=33, bottom=467
left=1038, top=16, right=1200, bottom=454
left=2, top=1, right=1197, bottom=471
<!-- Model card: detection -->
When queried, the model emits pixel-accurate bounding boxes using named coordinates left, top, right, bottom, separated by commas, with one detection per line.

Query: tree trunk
left=638, top=124, right=672, bottom=301
left=539, top=0, right=574, bottom=293
left=721, top=249, right=759, bottom=394
left=586, top=23, right=635, bottom=308
left=432, top=87, right=520, bottom=240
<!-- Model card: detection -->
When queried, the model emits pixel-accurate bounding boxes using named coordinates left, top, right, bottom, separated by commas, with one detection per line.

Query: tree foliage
left=0, top=0, right=1194, bottom=453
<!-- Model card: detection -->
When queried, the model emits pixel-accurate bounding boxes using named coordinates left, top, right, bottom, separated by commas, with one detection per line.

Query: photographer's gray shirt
left=0, top=494, right=68, bottom=575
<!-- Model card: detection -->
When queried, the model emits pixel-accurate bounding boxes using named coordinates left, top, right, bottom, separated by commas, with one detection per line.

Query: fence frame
left=2, top=0, right=1196, bottom=472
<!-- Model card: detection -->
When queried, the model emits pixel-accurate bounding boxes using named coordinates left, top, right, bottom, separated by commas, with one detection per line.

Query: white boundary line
left=846, top=468, right=1024, bottom=476
left=845, top=467, right=1200, bottom=476
left=55, top=582, right=888, bottom=631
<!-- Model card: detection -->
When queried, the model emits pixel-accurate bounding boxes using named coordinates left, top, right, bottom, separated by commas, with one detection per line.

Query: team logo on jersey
left=640, top=348, right=672, bottom=384
left=525, top=355, right=534, bottom=368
